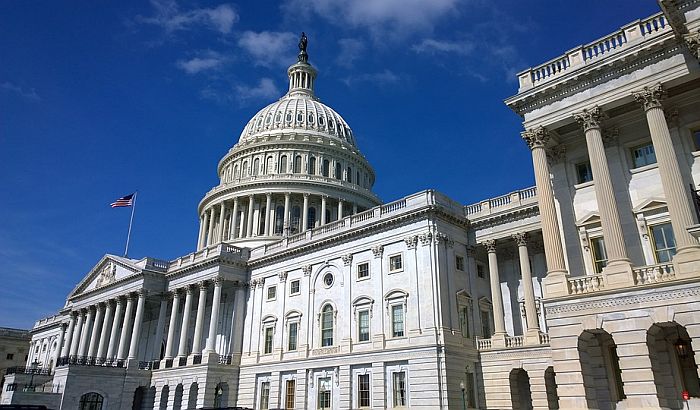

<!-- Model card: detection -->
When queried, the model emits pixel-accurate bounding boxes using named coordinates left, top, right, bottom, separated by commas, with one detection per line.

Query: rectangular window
left=290, top=279, right=300, bottom=295
left=264, top=327, right=274, bottom=354
left=459, top=306, right=470, bottom=338
left=358, top=310, right=370, bottom=342
left=466, top=372, right=476, bottom=408
left=357, top=262, right=370, bottom=279
left=392, top=371, right=407, bottom=407
left=288, top=322, right=298, bottom=351
left=6, top=353, right=13, bottom=360
left=477, top=264, right=485, bottom=278
left=590, top=237, right=608, bottom=273
left=267, top=286, right=277, bottom=300
left=392, top=305, right=405, bottom=337
left=389, top=254, right=403, bottom=272
left=576, top=161, right=593, bottom=184
left=285, top=379, right=296, bottom=409
left=481, top=310, right=491, bottom=337
left=358, top=374, right=370, bottom=408
left=317, top=377, right=331, bottom=409
left=651, top=223, right=677, bottom=263
left=260, top=381, right=270, bottom=409
left=631, top=143, right=657, bottom=168
left=455, top=255, right=465, bottom=271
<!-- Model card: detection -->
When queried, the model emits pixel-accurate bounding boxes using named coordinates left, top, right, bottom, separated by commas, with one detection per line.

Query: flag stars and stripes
left=111, top=193, right=134, bottom=208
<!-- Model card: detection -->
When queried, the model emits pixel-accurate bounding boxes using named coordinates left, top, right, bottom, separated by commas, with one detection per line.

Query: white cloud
left=1, top=82, right=41, bottom=101
left=336, top=38, right=366, bottom=68
left=343, top=69, right=401, bottom=87
left=138, top=0, right=238, bottom=34
left=284, top=0, right=458, bottom=38
left=237, top=31, right=297, bottom=68
left=177, top=51, right=227, bottom=74
left=412, top=38, right=473, bottom=55
left=235, top=78, right=280, bottom=102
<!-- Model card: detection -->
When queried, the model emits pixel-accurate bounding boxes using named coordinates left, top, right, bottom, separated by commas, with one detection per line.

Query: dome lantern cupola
left=287, top=32, right=317, bottom=97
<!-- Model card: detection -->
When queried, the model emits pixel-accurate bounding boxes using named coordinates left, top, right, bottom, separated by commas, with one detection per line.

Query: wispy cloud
left=237, top=31, right=297, bottom=68
left=412, top=38, right=473, bottom=56
left=176, top=50, right=228, bottom=74
left=235, top=78, right=280, bottom=102
left=1, top=82, right=41, bottom=101
left=336, top=38, right=366, bottom=68
left=137, top=0, right=238, bottom=35
left=343, top=69, right=401, bottom=87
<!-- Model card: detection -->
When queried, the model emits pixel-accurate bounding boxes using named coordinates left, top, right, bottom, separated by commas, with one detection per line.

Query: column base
left=202, top=351, right=219, bottom=364
left=672, top=245, right=700, bottom=279
left=542, top=270, right=569, bottom=298
left=524, top=329, right=542, bottom=346
left=602, top=259, right=635, bottom=289
left=491, top=333, right=507, bottom=348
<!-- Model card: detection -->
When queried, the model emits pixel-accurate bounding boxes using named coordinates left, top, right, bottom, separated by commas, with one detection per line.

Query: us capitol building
left=3, top=1, right=700, bottom=409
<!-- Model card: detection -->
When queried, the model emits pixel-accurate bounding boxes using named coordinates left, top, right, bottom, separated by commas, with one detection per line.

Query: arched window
left=308, top=157, right=316, bottom=175
left=291, top=206, right=301, bottom=233
left=79, top=392, right=104, bottom=410
left=265, top=156, right=273, bottom=175
left=252, top=158, right=260, bottom=176
left=279, top=156, right=288, bottom=173
left=347, top=167, right=352, bottom=183
left=293, top=155, right=302, bottom=173
left=242, top=161, right=249, bottom=177
left=321, top=305, right=334, bottom=347
left=322, top=159, right=330, bottom=177
left=234, top=164, right=239, bottom=179
left=335, top=163, right=342, bottom=180
left=307, top=207, right=316, bottom=230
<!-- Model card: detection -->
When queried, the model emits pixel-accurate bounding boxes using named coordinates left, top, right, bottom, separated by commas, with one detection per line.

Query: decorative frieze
left=546, top=286, right=700, bottom=315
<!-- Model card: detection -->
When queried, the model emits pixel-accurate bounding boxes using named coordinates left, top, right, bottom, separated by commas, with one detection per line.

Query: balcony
left=475, top=332, right=550, bottom=352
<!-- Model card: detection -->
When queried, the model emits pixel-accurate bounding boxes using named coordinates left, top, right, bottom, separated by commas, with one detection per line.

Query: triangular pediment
left=632, top=197, right=667, bottom=213
left=576, top=212, right=601, bottom=226
left=69, top=255, right=141, bottom=299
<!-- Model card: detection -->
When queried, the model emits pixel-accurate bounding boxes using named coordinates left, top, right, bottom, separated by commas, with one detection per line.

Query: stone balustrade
left=505, top=335, right=525, bottom=348
left=475, top=332, right=550, bottom=351
left=516, top=12, right=671, bottom=91
left=464, top=186, right=537, bottom=217
left=170, top=243, right=248, bottom=270
left=632, top=263, right=675, bottom=285
left=567, top=274, right=605, bottom=295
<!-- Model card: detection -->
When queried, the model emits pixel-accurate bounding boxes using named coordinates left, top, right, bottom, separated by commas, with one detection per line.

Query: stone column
left=338, top=200, right=344, bottom=220
left=201, top=210, right=211, bottom=249
left=87, top=303, right=104, bottom=358
left=352, top=203, right=358, bottom=215
left=61, top=314, right=76, bottom=357
left=574, top=106, right=633, bottom=282
left=191, top=282, right=208, bottom=355
left=96, top=301, right=114, bottom=361
left=204, top=278, right=223, bottom=356
left=230, top=283, right=247, bottom=356
left=230, top=197, right=239, bottom=240
left=128, top=290, right=146, bottom=360
left=117, top=295, right=135, bottom=361
left=217, top=201, right=227, bottom=242
left=197, top=214, right=205, bottom=250
left=207, top=207, right=216, bottom=246
left=53, top=323, right=66, bottom=366
left=513, top=233, right=540, bottom=342
left=283, top=193, right=291, bottom=234
left=246, top=195, right=255, bottom=237
left=302, top=193, right=309, bottom=232
left=484, top=240, right=507, bottom=347
left=321, top=196, right=327, bottom=225
left=69, top=311, right=84, bottom=357
left=265, top=194, right=272, bottom=236
left=78, top=307, right=94, bottom=358
left=178, top=286, right=194, bottom=358
left=522, top=127, right=569, bottom=297
left=633, top=84, right=700, bottom=271
left=164, top=291, right=180, bottom=360
left=106, top=298, right=124, bottom=361
left=153, top=297, right=168, bottom=360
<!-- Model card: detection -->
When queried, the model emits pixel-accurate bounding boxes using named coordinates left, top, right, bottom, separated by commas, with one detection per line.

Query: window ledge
left=388, top=269, right=404, bottom=275
left=357, top=276, right=370, bottom=282
left=574, top=181, right=594, bottom=190
left=630, top=163, right=658, bottom=174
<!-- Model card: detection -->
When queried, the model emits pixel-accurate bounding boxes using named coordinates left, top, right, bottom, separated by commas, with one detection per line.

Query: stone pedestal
left=602, top=260, right=635, bottom=289
left=542, top=272, right=569, bottom=298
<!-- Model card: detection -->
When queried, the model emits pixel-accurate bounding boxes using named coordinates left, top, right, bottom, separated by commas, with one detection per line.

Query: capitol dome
left=196, top=34, right=381, bottom=249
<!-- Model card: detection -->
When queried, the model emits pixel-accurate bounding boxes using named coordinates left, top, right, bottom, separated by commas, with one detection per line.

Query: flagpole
left=124, top=192, right=137, bottom=257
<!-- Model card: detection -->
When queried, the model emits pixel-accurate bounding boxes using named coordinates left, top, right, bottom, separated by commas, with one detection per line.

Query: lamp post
left=460, top=380, right=466, bottom=410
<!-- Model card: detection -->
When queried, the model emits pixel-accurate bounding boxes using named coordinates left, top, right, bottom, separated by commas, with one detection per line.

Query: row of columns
left=483, top=232, right=540, bottom=347
left=60, top=290, right=146, bottom=363
left=522, top=83, right=700, bottom=297
left=197, top=193, right=361, bottom=249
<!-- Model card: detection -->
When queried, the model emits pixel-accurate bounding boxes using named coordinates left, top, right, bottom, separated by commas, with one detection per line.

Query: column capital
left=135, top=289, right=147, bottom=298
left=573, top=105, right=606, bottom=132
left=404, top=235, right=418, bottom=250
left=521, top=126, right=550, bottom=150
left=233, top=196, right=239, bottom=204
left=197, top=281, right=209, bottom=290
left=683, top=30, right=699, bottom=59
left=213, top=276, right=224, bottom=286
left=266, top=192, right=272, bottom=198
left=278, top=271, right=288, bottom=282
left=185, top=284, right=195, bottom=295
left=512, top=232, right=529, bottom=247
left=371, top=245, right=384, bottom=258
left=303, top=192, right=310, bottom=198
left=341, top=254, right=353, bottom=266
left=302, top=264, right=313, bottom=276
left=632, top=83, right=666, bottom=111
left=483, top=239, right=497, bottom=253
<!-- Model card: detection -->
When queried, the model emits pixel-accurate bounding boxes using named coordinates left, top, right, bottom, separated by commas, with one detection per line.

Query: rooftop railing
left=464, top=186, right=537, bottom=218
left=516, top=12, right=671, bottom=92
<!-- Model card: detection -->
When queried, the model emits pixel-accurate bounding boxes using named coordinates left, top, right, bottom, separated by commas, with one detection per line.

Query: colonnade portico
left=197, top=192, right=366, bottom=249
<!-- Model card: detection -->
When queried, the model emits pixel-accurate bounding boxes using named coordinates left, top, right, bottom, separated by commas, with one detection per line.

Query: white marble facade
left=3, top=1, right=700, bottom=409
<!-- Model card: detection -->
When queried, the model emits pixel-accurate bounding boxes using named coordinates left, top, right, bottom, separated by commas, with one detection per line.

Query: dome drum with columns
left=197, top=39, right=381, bottom=250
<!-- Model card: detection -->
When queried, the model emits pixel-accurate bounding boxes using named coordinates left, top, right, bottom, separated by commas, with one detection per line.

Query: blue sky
left=0, top=0, right=660, bottom=328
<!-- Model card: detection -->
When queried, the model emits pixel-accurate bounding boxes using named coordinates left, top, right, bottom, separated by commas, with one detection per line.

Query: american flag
left=111, top=193, right=134, bottom=208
